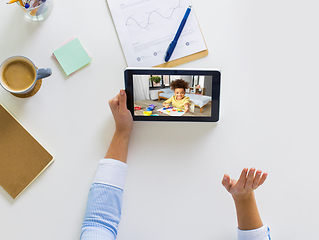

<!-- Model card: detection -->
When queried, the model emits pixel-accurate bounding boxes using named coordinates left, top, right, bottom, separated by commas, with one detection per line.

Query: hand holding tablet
left=124, top=68, right=221, bottom=122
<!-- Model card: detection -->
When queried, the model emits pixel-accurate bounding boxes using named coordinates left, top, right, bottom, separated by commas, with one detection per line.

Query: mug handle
left=36, top=68, right=52, bottom=80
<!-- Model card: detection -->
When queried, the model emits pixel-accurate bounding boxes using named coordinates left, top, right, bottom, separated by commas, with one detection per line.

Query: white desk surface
left=1, top=0, right=318, bottom=239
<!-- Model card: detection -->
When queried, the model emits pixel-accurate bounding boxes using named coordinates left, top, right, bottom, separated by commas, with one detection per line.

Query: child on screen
left=162, top=79, right=191, bottom=113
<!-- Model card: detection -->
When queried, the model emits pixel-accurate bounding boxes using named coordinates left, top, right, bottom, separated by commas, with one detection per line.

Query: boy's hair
left=170, top=79, right=189, bottom=91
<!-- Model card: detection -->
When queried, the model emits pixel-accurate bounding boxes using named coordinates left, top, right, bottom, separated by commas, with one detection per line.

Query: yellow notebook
left=0, top=104, right=54, bottom=199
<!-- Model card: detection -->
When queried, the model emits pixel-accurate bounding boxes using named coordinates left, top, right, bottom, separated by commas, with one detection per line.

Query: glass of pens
left=16, top=0, right=53, bottom=21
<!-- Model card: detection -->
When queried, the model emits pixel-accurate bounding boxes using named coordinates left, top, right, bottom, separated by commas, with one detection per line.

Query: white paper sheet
left=106, top=0, right=207, bottom=67
left=157, top=107, right=185, bottom=116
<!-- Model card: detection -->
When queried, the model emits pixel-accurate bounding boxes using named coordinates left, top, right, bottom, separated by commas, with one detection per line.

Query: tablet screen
left=125, top=68, right=220, bottom=122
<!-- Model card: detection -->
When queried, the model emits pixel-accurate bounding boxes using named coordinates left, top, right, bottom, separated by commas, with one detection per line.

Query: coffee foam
left=1, top=60, right=36, bottom=92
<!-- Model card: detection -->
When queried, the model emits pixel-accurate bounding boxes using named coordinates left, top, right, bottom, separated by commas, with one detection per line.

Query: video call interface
left=132, top=74, right=213, bottom=117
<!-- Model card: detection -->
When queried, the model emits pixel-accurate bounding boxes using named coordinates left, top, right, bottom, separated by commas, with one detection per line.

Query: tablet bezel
left=124, top=68, right=221, bottom=122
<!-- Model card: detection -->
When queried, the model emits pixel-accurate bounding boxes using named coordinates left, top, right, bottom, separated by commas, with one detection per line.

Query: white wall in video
left=133, top=74, right=212, bottom=117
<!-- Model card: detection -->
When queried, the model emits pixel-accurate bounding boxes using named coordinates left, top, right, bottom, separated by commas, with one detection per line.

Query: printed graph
left=126, top=0, right=181, bottom=29
left=123, top=0, right=185, bottom=36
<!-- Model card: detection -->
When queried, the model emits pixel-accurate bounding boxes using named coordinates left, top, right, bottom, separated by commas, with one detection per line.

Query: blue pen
left=164, top=4, right=192, bottom=62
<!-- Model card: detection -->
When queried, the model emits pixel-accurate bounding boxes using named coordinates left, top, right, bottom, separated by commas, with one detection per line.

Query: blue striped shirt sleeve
left=80, top=159, right=128, bottom=240
left=80, top=183, right=123, bottom=240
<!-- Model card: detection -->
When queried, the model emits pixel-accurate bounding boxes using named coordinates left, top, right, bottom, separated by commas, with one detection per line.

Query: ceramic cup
left=0, top=56, right=52, bottom=95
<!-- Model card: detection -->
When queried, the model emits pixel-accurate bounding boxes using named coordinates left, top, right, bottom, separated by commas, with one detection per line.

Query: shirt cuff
left=93, top=158, right=128, bottom=189
left=238, top=225, right=270, bottom=240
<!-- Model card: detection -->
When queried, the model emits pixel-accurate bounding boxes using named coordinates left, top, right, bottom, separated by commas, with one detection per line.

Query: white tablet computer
left=124, top=68, right=221, bottom=122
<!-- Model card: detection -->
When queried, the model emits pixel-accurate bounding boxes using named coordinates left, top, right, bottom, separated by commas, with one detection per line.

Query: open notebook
left=0, top=104, right=54, bottom=199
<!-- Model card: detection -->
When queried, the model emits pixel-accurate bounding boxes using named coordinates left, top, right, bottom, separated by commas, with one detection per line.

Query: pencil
left=31, top=0, right=40, bottom=7
left=18, top=0, right=24, bottom=7
left=6, top=0, right=19, bottom=4
left=30, top=0, right=41, bottom=16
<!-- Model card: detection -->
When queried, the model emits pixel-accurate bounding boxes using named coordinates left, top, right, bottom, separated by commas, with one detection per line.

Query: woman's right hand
left=222, top=168, right=268, bottom=201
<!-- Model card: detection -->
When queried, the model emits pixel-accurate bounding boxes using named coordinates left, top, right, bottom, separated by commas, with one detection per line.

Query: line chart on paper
left=125, top=0, right=181, bottom=29
left=122, top=0, right=186, bottom=36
